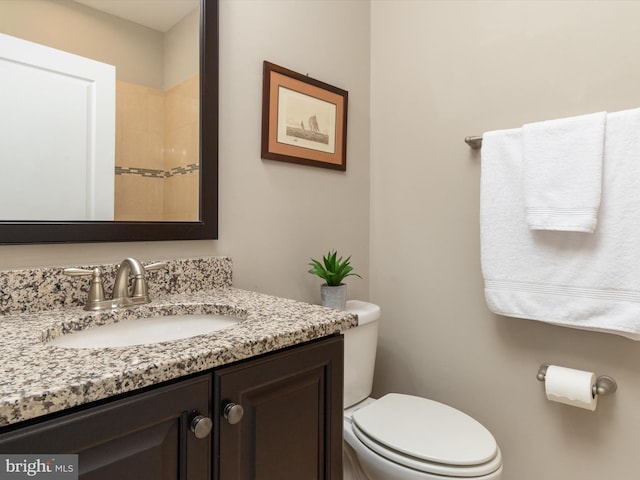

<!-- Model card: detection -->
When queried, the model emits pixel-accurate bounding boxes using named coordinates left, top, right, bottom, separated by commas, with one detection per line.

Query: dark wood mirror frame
left=0, top=0, right=218, bottom=245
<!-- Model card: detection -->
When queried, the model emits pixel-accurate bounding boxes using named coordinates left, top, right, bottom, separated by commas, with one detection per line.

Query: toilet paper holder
left=536, top=364, right=617, bottom=397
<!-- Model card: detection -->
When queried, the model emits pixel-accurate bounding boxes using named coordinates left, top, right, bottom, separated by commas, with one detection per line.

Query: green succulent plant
left=308, top=250, right=362, bottom=286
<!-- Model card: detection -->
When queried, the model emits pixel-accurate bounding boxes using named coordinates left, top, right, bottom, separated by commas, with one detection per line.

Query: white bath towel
left=480, top=108, right=640, bottom=340
left=522, top=111, right=606, bottom=233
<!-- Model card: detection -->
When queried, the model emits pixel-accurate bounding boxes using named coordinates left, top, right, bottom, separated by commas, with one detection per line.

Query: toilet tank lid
left=345, top=300, right=381, bottom=325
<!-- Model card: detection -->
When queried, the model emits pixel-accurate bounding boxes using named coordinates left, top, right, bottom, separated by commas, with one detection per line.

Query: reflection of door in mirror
left=0, top=33, right=115, bottom=221
left=0, top=0, right=200, bottom=222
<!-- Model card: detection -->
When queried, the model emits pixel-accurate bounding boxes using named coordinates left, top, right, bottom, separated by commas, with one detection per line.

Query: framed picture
left=261, top=61, right=348, bottom=171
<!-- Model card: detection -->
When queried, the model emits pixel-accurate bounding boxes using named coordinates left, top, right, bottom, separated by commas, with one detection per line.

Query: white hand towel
left=481, top=108, right=640, bottom=340
left=522, top=111, right=606, bottom=233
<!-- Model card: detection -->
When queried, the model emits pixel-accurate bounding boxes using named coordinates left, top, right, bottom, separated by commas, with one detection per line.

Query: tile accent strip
left=167, top=163, right=199, bottom=176
left=115, top=164, right=200, bottom=178
left=115, top=166, right=164, bottom=178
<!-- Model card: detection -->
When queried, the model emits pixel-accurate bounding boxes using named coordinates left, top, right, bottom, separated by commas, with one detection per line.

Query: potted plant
left=308, top=250, right=361, bottom=309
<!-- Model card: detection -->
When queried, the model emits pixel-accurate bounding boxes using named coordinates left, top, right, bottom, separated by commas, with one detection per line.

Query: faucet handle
left=144, top=261, right=168, bottom=272
left=63, top=267, right=94, bottom=276
left=63, top=267, right=107, bottom=310
left=129, top=262, right=167, bottom=299
left=119, top=261, right=166, bottom=302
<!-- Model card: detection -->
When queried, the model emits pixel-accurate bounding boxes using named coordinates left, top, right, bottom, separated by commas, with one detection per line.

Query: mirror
left=0, top=0, right=217, bottom=243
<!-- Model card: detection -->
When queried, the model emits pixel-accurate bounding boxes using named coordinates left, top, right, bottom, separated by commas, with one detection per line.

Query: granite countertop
left=0, top=287, right=357, bottom=428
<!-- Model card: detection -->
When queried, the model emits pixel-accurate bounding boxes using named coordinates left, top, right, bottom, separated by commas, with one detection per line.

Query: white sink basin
left=48, top=313, right=241, bottom=348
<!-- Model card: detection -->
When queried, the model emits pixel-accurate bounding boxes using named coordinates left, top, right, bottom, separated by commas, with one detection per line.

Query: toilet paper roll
left=544, top=365, right=597, bottom=411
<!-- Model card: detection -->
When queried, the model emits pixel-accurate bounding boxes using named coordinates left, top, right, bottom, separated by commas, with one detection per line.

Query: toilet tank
left=343, top=300, right=381, bottom=408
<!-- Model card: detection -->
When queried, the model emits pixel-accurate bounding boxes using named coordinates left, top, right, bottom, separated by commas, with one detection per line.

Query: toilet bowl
left=343, top=301, right=503, bottom=480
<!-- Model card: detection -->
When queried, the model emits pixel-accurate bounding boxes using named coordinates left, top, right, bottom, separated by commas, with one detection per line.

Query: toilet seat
left=351, top=393, right=502, bottom=478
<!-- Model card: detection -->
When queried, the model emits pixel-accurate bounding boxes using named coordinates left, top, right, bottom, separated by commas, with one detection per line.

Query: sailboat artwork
left=286, top=115, right=330, bottom=145
left=277, top=85, right=337, bottom=155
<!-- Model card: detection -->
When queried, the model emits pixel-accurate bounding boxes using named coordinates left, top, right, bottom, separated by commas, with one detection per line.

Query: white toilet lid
left=352, top=393, right=501, bottom=477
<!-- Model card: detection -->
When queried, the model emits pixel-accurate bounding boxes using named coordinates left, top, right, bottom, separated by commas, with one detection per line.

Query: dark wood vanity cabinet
left=213, top=335, right=344, bottom=480
left=0, top=335, right=343, bottom=480
left=0, top=374, right=212, bottom=480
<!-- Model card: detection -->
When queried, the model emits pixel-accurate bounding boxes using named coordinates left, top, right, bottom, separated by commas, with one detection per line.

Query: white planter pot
left=321, top=284, right=347, bottom=310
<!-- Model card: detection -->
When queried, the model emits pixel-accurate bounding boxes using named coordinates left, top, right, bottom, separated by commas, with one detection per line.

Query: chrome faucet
left=113, top=257, right=148, bottom=306
left=64, top=258, right=167, bottom=311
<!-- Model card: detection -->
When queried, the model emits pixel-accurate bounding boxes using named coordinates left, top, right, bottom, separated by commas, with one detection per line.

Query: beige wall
left=370, top=2, right=640, bottom=479
left=0, top=0, right=371, bottom=305
left=164, top=7, right=200, bottom=90
left=0, top=0, right=200, bottom=90
left=0, top=0, right=165, bottom=89
left=214, top=0, right=370, bottom=300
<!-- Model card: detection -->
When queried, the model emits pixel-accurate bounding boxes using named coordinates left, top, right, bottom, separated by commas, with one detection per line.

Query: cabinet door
left=214, top=335, right=343, bottom=480
left=0, top=374, right=212, bottom=480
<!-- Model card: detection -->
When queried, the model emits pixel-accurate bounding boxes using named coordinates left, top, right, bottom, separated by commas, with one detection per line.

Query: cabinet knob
left=190, top=415, right=213, bottom=439
left=223, top=403, right=244, bottom=424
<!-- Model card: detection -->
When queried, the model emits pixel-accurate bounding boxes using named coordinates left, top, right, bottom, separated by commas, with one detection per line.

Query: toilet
left=342, top=300, right=503, bottom=480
